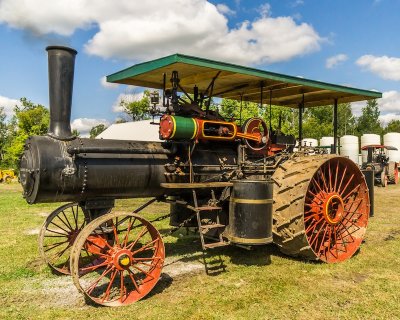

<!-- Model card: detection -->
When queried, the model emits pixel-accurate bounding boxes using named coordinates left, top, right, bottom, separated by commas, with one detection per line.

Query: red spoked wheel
left=70, top=211, right=165, bottom=307
left=304, top=157, right=369, bottom=262
left=273, top=155, right=370, bottom=263
left=242, top=117, right=269, bottom=151
left=39, top=203, right=86, bottom=274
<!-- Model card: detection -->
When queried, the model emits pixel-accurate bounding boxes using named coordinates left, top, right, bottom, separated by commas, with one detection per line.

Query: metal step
left=196, top=206, right=222, bottom=211
left=200, top=224, right=225, bottom=234
left=203, top=241, right=230, bottom=249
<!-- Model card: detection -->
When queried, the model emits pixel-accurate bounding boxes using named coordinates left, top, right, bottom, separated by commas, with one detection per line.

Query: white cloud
left=326, top=54, right=348, bottom=69
left=351, top=90, right=400, bottom=117
left=291, top=0, right=304, bottom=7
left=378, top=90, right=400, bottom=113
left=112, top=92, right=145, bottom=113
left=356, top=55, right=400, bottom=81
left=0, top=95, right=22, bottom=117
left=0, top=0, right=93, bottom=36
left=71, top=118, right=110, bottom=137
left=100, top=76, right=119, bottom=89
left=216, top=3, right=235, bottom=16
left=379, top=113, right=400, bottom=125
left=0, top=0, right=322, bottom=65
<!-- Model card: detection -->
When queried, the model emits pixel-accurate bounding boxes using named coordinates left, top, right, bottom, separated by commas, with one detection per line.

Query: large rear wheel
left=272, top=155, right=369, bottom=263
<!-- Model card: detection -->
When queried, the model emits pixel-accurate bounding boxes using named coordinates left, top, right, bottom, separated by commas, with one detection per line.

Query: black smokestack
left=46, top=46, right=77, bottom=140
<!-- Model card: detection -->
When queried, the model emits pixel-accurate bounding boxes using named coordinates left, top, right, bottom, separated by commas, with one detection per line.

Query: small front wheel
left=70, top=211, right=165, bottom=307
left=39, top=203, right=86, bottom=274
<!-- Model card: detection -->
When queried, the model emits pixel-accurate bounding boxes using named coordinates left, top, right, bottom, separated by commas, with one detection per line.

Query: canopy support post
left=333, top=98, right=338, bottom=154
left=298, top=94, right=304, bottom=149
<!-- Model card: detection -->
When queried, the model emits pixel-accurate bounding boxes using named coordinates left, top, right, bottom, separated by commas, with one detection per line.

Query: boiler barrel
left=227, top=180, right=273, bottom=245
left=19, top=136, right=170, bottom=203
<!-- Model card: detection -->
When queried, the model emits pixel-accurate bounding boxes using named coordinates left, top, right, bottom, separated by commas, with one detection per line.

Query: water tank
left=320, top=136, right=334, bottom=154
left=384, top=132, right=400, bottom=162
left=340, top=135, right=359, bottom=163
left=301, top=138, right=318, bottom=147
left=361, top=134, right=380, bottom=163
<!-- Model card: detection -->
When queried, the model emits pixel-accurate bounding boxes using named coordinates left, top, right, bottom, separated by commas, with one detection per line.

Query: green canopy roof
left=107, top=53, right=381, bottom=108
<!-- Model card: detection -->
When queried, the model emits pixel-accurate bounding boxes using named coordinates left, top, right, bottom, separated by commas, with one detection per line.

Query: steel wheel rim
left=39, top=202, right=86, bottom=275
left=304, top=157, right=369, bottom=263
left=70, top=212, right=165, bottom=307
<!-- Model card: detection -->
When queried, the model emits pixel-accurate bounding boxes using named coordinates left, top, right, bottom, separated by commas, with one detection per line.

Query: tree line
left=1, top=95, right=399, bottom=170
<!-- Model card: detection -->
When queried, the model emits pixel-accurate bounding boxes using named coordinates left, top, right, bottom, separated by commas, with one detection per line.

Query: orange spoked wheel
left=273, top=155, right=369, bottom=263
left=242, top=117, right=269, bottom=151
left=70, top=211, right=165, bottom=306
left=39, top=203, right=86, bottom=274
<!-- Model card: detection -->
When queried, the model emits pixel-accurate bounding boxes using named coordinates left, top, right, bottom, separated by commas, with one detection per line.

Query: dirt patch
left=38, top=212, right=50, bottom=217
left=351, top=273, right=369, bottom=284
left=163, top=257, right=205, bottom=277
left=384, top=229, right=400, bottom=241
left=23, top=277, right=86, bottom=308
left=25, top=228, right=40, bottom=235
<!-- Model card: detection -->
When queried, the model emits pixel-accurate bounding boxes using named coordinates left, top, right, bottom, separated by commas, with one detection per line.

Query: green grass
left=0, top=182, right=399, bottom=319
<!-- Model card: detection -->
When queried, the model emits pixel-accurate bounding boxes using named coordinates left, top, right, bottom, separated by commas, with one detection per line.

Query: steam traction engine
left=19, top=46, right=380, bottom=306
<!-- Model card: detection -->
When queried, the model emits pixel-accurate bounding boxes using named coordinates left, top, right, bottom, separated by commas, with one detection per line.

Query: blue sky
left=0, top=0, right=399, bottom=135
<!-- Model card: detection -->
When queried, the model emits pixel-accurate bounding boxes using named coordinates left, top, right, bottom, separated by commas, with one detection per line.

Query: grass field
left=0, top=181, right=399, bottom=320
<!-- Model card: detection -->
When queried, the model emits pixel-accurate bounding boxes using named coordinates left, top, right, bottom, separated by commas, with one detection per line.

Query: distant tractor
left=361, top=145, right=399, bottom=187
left=0, top=169, right=15, bottom=183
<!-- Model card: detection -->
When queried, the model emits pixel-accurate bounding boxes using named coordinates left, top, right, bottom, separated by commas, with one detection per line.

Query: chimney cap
left=46, top=46, right=77, bottom=55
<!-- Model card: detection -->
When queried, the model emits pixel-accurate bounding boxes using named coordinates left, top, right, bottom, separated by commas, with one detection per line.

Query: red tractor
left=361, top=145, right=399, bottom=187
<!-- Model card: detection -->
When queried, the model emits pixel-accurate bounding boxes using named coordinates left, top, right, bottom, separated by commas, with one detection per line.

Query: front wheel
left=70, top=211, right=165, bottom=307
left=39, top=203, right=86, bottom=274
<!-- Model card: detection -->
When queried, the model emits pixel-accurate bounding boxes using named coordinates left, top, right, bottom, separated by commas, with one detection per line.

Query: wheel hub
left=323, top=194, right=344, bottom=225
left=113, top=249, right=133, bottom=270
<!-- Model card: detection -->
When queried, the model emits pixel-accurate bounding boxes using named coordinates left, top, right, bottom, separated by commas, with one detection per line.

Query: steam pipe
left=46, top=46, right=77, bottom=140
left=67, top=146, right=174, bottom=155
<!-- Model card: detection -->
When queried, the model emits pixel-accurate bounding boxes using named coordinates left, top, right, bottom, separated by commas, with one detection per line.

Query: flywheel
left=272, top=155, right=369, bottom=263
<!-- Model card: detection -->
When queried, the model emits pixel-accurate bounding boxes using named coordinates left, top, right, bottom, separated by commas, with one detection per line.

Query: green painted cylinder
left=159, top=115, right=197, bottom=140
left=170, top=116, right=197, bottom=139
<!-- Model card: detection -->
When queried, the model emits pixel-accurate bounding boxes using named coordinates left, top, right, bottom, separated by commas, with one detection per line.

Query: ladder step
left=201, top=223, right=225, bottom=230
left=200, top=224, right=225, bottom=234
left=204, top=241, right=230, bottom=249
left=197, top=206, right=221, bottom=211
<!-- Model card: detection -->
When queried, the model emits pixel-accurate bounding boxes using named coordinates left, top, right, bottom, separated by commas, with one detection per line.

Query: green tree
left=2, top=98, right=49, bottom=169
left=301, top=103, right=356, bottom=140
left=0, top=107, right=8, bottom=163
left=120, top=90, right=151, bottom=121
left=219, top=98, right=260, bottom=125
left=89, top=124, right=107, bottom=138
left=302, top=105, right=332, bottom=140
left=338, top=103, right=356, bottom=136
left=72, top=129, right=80, bottom=137
left=356, top=99, right=382, bottom=135
left=384, top=119, right=400, bottom=133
